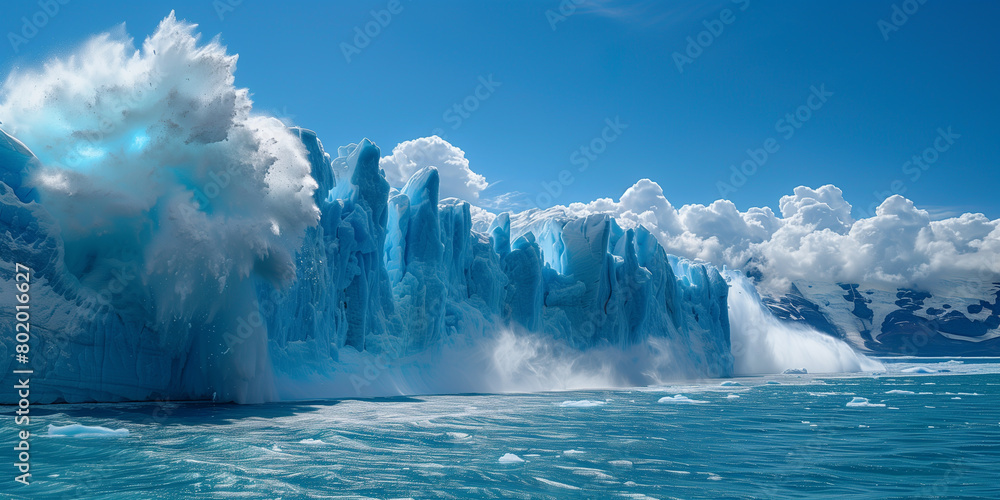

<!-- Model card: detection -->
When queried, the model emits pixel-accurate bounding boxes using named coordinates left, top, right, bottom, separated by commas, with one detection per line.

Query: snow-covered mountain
left=762, top=278, right=1000, bottom=355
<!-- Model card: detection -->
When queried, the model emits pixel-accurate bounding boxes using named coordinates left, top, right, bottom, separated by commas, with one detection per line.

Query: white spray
left=725, top=270, right=883, bottom=375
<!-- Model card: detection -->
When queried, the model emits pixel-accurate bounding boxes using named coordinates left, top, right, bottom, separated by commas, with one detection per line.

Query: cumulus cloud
left=379, top=136, right=489, bottom=201
left=498, top=178, right=1000, bottom=292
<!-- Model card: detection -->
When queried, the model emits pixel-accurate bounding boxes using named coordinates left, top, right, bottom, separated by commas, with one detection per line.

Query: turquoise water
left=4, top=359, right=1000, bottom=499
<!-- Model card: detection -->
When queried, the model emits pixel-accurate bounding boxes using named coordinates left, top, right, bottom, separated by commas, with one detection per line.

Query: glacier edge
left=1, top=126, right=737, bottom=403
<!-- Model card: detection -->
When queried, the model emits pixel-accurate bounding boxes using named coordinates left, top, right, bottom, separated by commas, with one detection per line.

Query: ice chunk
left=720, top=381, right=743, bottom=386
left=846, top=397, right=885, bottom=408
left=901, top=366, right=937, bottom=374
left=782, top=368, right=808, bottom=374
left=885, top=390, right=916, bottom=394
left=499, top=453, right=525, bottom=464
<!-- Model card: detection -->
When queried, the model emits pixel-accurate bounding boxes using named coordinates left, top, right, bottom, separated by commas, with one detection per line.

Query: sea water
left=4, top=358, right=999, bottom=499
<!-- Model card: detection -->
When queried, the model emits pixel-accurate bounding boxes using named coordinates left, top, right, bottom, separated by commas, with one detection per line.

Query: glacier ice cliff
left=0, top=127, right=735, bottom=403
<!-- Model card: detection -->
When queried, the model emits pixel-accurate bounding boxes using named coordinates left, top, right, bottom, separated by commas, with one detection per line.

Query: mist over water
left=274, top=328, right=695, bottom=400
left=277, top=283, right=884, bottom=401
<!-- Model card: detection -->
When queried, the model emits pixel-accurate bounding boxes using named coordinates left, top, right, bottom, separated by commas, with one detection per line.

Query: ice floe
left=846, top=397, right=885, bottom=408
left=499, top=453, right=525, bottom=464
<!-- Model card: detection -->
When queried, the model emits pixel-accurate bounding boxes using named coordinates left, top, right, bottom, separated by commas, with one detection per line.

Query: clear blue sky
left=3, top=0, right=998, bottom=218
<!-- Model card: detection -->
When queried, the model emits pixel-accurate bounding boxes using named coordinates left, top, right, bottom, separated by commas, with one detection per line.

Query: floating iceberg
left=846, top=397, right=886, bottom=408
left=498, top=453, right=525, bottom=464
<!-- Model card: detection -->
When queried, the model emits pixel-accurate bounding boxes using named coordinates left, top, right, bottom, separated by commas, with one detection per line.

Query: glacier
left=0, top=125, right=738, bottom=403
left=0, top=13, right=882, bottom=405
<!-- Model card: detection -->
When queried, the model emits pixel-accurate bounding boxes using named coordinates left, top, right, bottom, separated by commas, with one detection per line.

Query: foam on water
left=559, top=400, right=607, bottom=408
left=534, top=477, right=580, bottom=490
left=47, top=424, right=129, bottom=438
left=11, top=366, right=1000, bottom=498
left=902, top=366, right=939, bottom=374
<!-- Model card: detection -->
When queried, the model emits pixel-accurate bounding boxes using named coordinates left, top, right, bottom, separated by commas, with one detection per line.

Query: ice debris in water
left=499, top=453, right=525, bottom=464
left=846, top=397, right=885, bottom=408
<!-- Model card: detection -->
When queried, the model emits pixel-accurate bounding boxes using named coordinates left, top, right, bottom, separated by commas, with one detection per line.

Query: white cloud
left=778, top=185, right=853, bottom=232
left=492, top=178, right=1000, bottom=292
left=370, top=138, right=998, bottom=294
left=379, top=136, right=488, bottom=202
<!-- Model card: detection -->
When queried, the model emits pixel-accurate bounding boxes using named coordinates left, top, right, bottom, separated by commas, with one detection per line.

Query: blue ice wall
left=0, top=127, right=732, bottom=403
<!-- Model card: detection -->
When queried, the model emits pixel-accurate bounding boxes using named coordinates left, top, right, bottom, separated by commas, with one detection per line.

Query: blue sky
left=3, top=0, right=999, bottom=218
